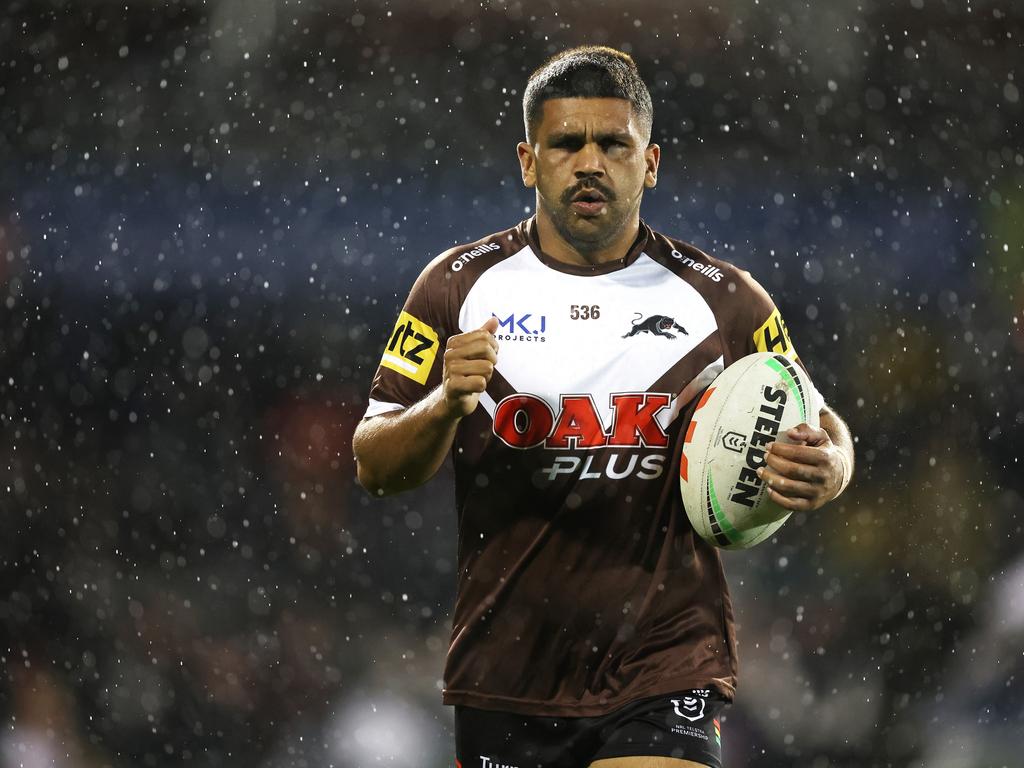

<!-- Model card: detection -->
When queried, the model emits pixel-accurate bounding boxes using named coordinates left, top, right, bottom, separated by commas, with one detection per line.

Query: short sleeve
left=364, top=260, right=451, bottom=418
left=725, top=270, right=827, bottom=415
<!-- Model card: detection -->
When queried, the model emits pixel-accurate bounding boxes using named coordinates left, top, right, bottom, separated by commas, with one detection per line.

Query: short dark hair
left=522, top=46, right=654, bottom=144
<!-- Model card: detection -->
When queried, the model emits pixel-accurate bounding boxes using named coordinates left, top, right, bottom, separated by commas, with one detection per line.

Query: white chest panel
left=459, top=247, right=719, bottom=429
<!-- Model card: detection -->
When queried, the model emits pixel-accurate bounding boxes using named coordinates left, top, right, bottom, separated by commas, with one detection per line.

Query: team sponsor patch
left=753, top=308, right=795, bottom=357
left=381, top=311, right=439, bottom=384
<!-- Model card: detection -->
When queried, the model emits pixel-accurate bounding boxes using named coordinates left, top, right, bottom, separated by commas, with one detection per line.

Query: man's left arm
left=757, top=406, right=855, bottom=512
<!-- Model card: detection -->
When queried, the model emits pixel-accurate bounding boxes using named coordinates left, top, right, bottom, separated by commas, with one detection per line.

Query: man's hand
left=441, top=316, right=500, bottom=419
left=354, top=316, right=500, bottom=495
left=757, top=422, right=849, bottom=512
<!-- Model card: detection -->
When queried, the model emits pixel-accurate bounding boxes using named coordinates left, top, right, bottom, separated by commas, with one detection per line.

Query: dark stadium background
left=1, top=1, right=1021, bottom=766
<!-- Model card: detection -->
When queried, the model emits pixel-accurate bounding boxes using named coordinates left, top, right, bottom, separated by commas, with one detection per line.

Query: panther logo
left=671, top=695, right=706, bottom=721
left=622, top=313, right=689, bottom=339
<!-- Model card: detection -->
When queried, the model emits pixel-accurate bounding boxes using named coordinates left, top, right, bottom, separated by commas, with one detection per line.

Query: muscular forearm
left=353, top=386, right=461, bottom=495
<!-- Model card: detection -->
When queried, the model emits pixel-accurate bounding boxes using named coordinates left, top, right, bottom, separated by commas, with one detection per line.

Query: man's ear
left=517, top=142, right=537, bottom=189
left=644, top=143, right=660, bottom=189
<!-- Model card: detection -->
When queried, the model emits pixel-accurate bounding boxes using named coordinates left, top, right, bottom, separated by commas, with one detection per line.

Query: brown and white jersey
left=364, top=218, right=824, bottom=717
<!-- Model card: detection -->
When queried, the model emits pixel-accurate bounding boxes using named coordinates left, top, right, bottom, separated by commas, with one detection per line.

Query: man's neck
left=534, top=210, right=641, bottom=267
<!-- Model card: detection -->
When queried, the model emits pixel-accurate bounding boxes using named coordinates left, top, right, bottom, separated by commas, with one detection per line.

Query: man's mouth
left=570, top=189, right=608, bottom=217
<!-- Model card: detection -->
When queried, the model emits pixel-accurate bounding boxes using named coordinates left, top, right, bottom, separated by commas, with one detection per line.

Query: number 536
left=570, top=304, right=600, bottom=320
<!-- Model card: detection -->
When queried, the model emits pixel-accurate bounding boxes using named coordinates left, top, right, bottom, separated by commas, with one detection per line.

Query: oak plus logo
left=493, top=312, right=547, bottom=342
left=493, top=392, right=672, bottom=481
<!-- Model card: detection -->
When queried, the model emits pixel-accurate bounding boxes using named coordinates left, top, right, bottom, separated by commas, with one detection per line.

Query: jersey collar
left=521, top=216, right=651, bottom=276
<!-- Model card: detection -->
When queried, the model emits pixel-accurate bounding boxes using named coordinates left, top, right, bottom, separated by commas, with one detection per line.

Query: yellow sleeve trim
left=380, top=311, right=440, bottom=384
left=753, top=308, right=796, bottom=357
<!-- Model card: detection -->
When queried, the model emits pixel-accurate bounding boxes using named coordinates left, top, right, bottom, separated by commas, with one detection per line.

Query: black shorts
left=454, top=689, right=727, bottom=768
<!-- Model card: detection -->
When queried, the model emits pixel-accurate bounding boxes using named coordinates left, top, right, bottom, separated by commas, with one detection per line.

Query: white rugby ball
left=679, top=352, right=819, bottom=550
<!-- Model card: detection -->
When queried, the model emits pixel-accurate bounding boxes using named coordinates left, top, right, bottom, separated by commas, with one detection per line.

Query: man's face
left=518, top=97, right=659, bottom=252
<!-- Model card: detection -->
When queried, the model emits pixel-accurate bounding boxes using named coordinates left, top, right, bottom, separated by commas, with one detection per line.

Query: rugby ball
left=679, top=352, right=818, bottom=550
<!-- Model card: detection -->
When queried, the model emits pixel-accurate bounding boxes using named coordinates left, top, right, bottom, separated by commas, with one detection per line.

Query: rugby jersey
left=363, top=217, right=824, bottom=717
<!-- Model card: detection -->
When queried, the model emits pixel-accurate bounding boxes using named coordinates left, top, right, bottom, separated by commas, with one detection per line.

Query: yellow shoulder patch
left=753, top=309, right=795, bottom=357
left=380, top=311, right=440, bottom=384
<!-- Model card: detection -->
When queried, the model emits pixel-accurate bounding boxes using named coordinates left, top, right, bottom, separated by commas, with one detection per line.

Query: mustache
left=561, top=178, right=616, bottom=204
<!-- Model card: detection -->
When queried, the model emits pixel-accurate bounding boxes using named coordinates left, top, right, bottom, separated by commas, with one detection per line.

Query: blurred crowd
left=1, top=0, right=1021, bottom=766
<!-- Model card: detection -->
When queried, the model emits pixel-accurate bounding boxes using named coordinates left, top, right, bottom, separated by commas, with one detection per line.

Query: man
left=353, top=46, right=854, bottom=768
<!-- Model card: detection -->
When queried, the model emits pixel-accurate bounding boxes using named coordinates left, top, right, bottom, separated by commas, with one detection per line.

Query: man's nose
left=573, top=141, right=605, bottom=178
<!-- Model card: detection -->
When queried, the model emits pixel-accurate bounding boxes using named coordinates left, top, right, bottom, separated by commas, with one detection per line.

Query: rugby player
left=353, top=46, right=855, bottom=768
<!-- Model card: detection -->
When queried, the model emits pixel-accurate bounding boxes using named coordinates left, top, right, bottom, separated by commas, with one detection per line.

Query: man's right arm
left=353, top=317, right=499, bottom=496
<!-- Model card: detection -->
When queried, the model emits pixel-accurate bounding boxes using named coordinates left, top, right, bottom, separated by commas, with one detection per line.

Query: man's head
left=522, top=46, right=654, bottom=146
left=518, top=47, right=659, bottom=257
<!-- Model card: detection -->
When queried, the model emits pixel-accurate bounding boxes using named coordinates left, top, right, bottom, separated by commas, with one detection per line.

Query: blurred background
left=1, top=0, right=1021, bottom=766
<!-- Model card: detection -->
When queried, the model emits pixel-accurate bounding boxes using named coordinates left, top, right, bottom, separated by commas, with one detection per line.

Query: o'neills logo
left=451, top=242, right=500, bottom=271
left=670, top=249, right=724, bottom=282
left=729, top=385, right=787, bottom=507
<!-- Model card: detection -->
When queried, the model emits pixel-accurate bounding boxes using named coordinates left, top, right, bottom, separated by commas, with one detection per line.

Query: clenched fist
left=441, top=316, right=500, bottom=419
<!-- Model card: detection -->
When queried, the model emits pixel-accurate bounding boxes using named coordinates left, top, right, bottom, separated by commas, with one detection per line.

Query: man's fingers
left=767, top=441, right=843, bottom=514
left=442, top=323, right=499, bottom=416
left=447, top=329, right=499, bottom=356
left=447, top=330, right=498, bottom=349
left=445, top=338, right=497, bottom=364
left=766, top=440, right=829, bottom=465
left=446, top=332, right=498, bottom=360
left=763, top=452, right=826, bottom=484
left=453, top=375, right=488, bottom=395
left=785, top=423, right=830, bottom=447
left=446, top=358, right=495, bottom=406
left=766, top=486, right=813, bottom=512
left=447, top=359, right=495, bottom=380
left=757, top=467, right=817, bottom=499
